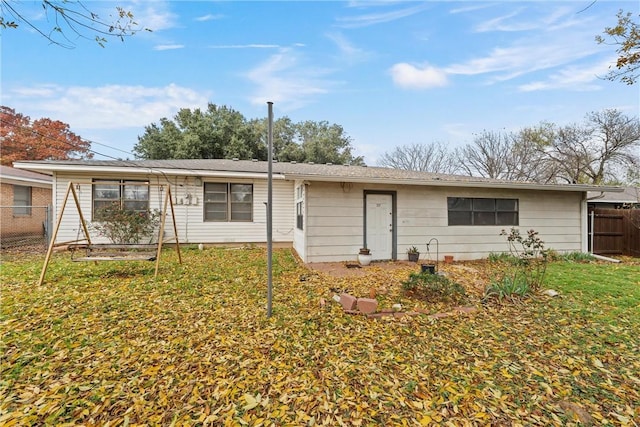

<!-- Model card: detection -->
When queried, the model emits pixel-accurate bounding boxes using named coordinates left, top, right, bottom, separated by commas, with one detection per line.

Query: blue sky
left=2, top=1, right=638, bottom=164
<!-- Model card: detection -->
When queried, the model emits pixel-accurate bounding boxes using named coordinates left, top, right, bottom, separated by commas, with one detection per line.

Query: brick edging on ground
left=324, top=293, right=479, bottom=320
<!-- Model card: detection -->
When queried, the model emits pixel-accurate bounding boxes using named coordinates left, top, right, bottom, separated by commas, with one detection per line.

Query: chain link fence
left=0, top=205, right=52, bottom=251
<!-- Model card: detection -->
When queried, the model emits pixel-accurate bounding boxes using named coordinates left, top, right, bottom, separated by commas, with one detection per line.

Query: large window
left=448, top=197, right=518, bottom=226
left=204, top=183, right=253, bottom=222
left=93, top=180, right=150, bottom=219
left=13, top=185, right=32, bottom=216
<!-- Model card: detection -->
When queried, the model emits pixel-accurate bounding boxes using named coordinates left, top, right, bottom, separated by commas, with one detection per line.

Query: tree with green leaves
left=0, top=0, right=149, bottom=48
left=134, top=103, right=365, bottom=166
left=596, top=9, right=640, bottom=85
left=295, top=120, right=364, bottom=166
left=134, top=104, right=262, bottom=160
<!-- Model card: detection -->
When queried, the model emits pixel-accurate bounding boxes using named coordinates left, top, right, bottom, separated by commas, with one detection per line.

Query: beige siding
left=52, top=173, right=294, bottom=245
left=304, top=182, right=585, bottom=263
left=51, top=172, right=585, bottom=261
left=305, top=182, right=365, bottom=262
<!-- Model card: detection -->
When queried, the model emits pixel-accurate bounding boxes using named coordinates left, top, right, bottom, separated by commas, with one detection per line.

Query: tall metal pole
left=267, top=102, right=274, bottom=318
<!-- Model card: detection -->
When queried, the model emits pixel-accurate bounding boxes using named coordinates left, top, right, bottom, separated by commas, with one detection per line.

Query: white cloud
left=246, top=48, right=336, bottom=110
left=518, top=59, right=614, bottom=92
left=154, top=44, right=184, bottom=51
left=444, top=30, right=602, bottom=84
left=449, top=3, right=494, bottom=15
left=326, top=32, right=373, bottom=64
left=389, top=63, right=448, bottom=89
left=208, top=44, right=281, bottom=49
left=474, top=9, right=534, bottom=33
left=443, top=123, right=473, bottom=141
left=195, top=14, right=224, bottom=22
left=5, top=83, right=210, bottom=130
left=336, top=3, right=430, bottom=28
left=128, top=1, right=179, bottom=32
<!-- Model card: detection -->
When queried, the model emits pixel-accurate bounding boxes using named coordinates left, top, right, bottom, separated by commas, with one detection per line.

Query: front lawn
left=1, top=248, right=638, bottom=425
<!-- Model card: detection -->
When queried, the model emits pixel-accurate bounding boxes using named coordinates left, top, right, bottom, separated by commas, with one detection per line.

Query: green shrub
left=488, top=252, right=518, bottom=263
left=546, top=249, right=561, bottom=261
left=483, top=275, right=531, bottom=302
left=561, top=252, right=595, bottom=263
left=402, top=272, right=466, bottom=304
left=90, top=203, right=162, bottom=244
left=499, top=228, right=549, bottom=291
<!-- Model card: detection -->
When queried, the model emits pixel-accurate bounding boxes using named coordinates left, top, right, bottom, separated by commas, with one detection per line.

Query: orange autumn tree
left=0, top=106, right=92, bottom=166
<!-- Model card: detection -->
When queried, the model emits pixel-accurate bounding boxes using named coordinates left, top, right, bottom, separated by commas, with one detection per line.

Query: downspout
left=584, top=191, right=605, bottom=253
left=586, top=191, right=605, bottom=201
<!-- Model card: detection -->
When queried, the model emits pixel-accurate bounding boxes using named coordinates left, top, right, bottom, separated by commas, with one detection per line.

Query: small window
left=447, top=197, right=518, bottom=226
left=93, top=180, right=150, bottom=220
left=13, top=185, right=32, bottom=216
left=296, top=201, right=304, bottom=230
left=204, top=183, right=253, bottom=222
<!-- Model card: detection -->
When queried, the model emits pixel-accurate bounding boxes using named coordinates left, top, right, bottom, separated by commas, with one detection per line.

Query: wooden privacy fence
left=588, top=208, right=640, bottom=257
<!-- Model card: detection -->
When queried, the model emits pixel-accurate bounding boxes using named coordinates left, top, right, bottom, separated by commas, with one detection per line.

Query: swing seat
left=68, top=244, right=158, bottom=262
left=38, top=182, right=182, bottom=286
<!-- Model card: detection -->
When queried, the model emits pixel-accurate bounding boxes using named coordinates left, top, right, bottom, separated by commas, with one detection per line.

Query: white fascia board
left=13, top=163, right=285, bottom=180
left=0, top=176, right=52, bottom=187
left=287, top=174, right=623, bottom=193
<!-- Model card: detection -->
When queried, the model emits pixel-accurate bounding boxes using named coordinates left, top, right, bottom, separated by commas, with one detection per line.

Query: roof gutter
left=12, top=163, right=286, bottom=180
left=285, top=173, right=623, bottom=193
left=586, top=191, right=606, bottom=201
left=1, top=176, right=52, bottom=186
left=12, top=162, right=624, bottom=192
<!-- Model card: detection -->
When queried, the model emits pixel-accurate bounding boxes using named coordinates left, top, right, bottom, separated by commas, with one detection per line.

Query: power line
left=0, top=118, right=186, bottom=188
left=0, top=118, right=134, bottom=160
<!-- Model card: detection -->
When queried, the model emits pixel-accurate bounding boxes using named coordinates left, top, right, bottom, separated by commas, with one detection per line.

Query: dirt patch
left=306, top=260, right=489, bottom=298
left=1, top=244, right=47, bottom=257
left=306, top=260, right=420, bottom=278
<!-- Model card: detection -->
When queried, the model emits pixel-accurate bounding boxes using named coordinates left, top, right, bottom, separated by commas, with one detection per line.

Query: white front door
left=366, top=194, right=393, bottom=260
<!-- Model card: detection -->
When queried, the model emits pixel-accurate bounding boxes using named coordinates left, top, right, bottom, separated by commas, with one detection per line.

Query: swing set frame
left=38, top=181, right=182, bottom=285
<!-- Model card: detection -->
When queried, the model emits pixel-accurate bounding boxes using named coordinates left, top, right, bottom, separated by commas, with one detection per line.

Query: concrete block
left=357, top=298, right=378, bottom=314
left=340, top=294, right=357, bottom=311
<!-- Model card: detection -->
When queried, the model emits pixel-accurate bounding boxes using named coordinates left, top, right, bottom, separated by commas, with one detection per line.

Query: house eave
left=0, top=176, right=53, bottom=187
left=13, top=161, right=624, bottom=193
left=286, top=173, right=623, bottom=193
left=13, top=163, right=286, bottom=181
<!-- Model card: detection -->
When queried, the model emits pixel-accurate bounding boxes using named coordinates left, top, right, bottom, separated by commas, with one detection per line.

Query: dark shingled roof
left=10, top=159, right=507, bottom=184
left=12, top=159, right=623, bottom=192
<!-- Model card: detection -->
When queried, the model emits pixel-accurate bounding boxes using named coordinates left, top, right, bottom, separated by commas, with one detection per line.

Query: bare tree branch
left=0, top=0, right=151, bottom=48
left=378, top=142, right=459, bottom=174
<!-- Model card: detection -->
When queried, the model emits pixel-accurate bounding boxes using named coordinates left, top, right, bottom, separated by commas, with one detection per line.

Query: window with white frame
left=92, top=180, right=150, bottom=220
left=13, top=185, right=32, bottom=216
left=295, top=184, right=304, bottom=230
left=447, top=197, right=518, bottom=226
left=296, top=201, right=304, bottom=230
left=204, top=183, right=253, bottom=222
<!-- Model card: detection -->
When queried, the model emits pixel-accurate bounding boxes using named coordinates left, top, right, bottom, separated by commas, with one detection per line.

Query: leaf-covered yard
left=1, top=248, right=639, bottom=426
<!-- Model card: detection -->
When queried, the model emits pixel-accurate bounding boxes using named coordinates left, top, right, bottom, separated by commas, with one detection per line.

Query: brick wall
left=0, top=183, right=52, bottom=238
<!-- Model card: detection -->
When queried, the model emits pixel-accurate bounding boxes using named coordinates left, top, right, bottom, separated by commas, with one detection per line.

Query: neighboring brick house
left=0, top=165, right=53, bottom=245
